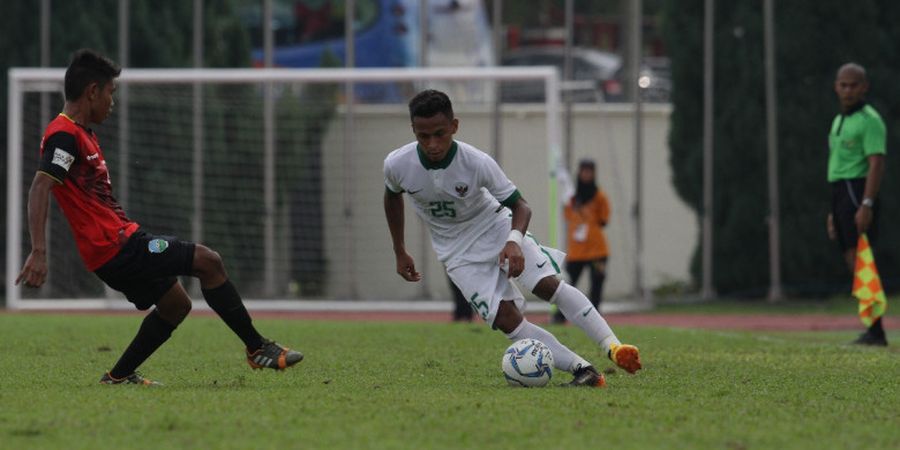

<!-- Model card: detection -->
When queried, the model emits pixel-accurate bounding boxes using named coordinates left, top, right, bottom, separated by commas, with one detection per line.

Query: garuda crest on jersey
left=454, top=182, right=469, bottom=197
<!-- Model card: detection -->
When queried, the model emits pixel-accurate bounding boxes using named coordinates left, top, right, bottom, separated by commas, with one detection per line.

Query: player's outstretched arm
left=856, top=154, right=885, bottom=233
left=384, top=188, right=421, bottom=282
left=16, top=173, right=57, bottom=288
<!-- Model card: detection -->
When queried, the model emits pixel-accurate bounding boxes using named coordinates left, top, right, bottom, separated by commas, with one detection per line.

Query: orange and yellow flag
left=852, top=233, right=888, bottom=327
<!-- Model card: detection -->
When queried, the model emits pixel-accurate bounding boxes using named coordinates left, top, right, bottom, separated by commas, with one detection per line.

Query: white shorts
left=446, top=234, right=565, bottom=327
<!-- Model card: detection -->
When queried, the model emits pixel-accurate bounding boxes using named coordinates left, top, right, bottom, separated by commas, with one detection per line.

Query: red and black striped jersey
left=38, top=113, right=139, bottom=270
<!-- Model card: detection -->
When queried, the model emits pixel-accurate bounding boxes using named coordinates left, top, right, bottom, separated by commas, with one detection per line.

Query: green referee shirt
left=827, top=102, right=886, bottom=182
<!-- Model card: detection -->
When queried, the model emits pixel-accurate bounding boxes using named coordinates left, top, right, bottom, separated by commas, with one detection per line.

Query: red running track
left=6, top=309, right=896, bottom=332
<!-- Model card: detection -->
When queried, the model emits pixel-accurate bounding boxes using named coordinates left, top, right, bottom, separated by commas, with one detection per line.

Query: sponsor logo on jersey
left=51, top=148, right=75, bottom=171
left=536, top=261, right=548, bottom=268
left=454, top=183, right=469, bottom=197
left=407, top=188, right=423, bottom=195
left=86, top=153, right=100, bottom=161
left=148, top=239, right=169, bottom=254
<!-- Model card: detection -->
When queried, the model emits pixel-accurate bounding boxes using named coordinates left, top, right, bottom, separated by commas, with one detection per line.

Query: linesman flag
left=852, top=233, right=888, bottom=327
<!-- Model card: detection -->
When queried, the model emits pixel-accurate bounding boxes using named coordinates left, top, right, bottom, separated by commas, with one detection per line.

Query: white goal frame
left=6, top=66, right=562, bottom=311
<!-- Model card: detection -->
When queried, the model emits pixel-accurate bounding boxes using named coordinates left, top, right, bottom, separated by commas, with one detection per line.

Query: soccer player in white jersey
left=383, top=90, right=641, bottom=386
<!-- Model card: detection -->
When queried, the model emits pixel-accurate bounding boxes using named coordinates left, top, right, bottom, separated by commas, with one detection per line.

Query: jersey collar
left=842, top=100, right=866, bottom=116
left=417, top=141, right=458, bottom=170
left=59, top=112, right=94, bottom=133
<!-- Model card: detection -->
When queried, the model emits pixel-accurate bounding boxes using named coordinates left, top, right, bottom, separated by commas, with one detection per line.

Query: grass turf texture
left=1, top=314, right=898, bottom=450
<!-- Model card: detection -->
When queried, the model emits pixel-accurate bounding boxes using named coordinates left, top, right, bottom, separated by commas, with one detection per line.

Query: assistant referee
left=826, top=62, right=887, bottom=346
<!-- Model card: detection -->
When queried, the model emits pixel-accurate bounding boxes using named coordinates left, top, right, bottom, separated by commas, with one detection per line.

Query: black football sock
left=868, top=317, right=885, bottom=337
left=109, top=309, right=176, bottom=379
left=202, top=279, right=264, bottom=351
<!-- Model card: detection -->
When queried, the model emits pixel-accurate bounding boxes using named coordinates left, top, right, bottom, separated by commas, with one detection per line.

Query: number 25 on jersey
left=428, top=201, right=456, bottom=218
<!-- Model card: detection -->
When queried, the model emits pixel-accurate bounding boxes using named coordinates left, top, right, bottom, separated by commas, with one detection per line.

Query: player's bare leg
left=156, top=282, right=192, bottom=325
left=843, top=248, right=855, bottom=272
left=535, top=276, right=641, bottom=374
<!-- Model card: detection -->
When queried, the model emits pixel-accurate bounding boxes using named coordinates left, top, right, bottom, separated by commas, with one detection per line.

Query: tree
left=663, top=0, right=900, bottom=295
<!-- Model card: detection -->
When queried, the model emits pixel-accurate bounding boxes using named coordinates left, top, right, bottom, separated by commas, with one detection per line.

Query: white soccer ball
left=501, top=338, right=554, bottom=387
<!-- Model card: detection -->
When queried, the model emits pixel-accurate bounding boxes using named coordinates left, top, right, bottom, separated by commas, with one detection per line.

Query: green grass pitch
left=1, top=313, right=898, bottom=449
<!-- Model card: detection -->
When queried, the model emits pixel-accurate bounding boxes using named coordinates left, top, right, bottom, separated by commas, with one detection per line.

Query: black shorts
left=94, top=229, right=196, bottom=310
left=831, top=178, right=878, bottom=251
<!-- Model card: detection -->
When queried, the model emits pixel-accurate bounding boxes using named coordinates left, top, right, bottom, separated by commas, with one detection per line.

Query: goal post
left=6, top=66, right=562, bottom=310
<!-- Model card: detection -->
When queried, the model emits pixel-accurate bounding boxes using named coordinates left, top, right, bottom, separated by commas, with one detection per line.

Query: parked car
left=639, top=56, right=672, bottom=102
left=500, top=46, right=670, bottom=103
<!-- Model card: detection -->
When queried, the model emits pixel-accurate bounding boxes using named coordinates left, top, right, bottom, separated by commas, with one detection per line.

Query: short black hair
left=408, top=89, right=454, bottom=121
left=64, top=49, right=121, bottom=101
left=836, top=62, right=868, bottom=82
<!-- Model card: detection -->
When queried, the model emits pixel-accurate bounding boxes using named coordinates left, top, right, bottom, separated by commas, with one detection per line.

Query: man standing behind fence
left=826, top=62, right=887, bottom=346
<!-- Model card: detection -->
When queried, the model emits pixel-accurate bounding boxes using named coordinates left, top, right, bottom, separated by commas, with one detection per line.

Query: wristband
left=862, top=197, right=874, bottom=208
left=507, top=230, right=524, bottom=246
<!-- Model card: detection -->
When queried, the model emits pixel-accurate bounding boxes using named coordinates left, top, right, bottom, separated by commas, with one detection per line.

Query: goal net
left=6, top=67, right=562, bottom=310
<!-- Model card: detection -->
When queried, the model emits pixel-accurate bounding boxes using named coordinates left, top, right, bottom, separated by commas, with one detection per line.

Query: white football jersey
left=384, top=140, right=520, bottom=266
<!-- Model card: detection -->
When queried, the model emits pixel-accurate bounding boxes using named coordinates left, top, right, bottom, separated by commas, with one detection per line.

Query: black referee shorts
left=831, top=178, right=878, bottom=252
left=94, top=229, right=196, bottom=310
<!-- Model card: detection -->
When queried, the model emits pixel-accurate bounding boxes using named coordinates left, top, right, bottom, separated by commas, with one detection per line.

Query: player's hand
left=16, top=250, right=48, bottom=288
left=826, top=214, right=836, bottom=241
left=855, top=207, right=873, bottom=234
left=395, top=252, right=422, bottom=282
left=499, top=242, right=524, bottom=278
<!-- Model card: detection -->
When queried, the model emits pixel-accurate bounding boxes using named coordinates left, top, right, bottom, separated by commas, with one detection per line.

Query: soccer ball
left=501, top=339, right=554, bottom=387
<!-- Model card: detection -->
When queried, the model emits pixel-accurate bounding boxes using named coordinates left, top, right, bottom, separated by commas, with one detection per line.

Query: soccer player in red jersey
left=16, top=49, right=303, bottom=385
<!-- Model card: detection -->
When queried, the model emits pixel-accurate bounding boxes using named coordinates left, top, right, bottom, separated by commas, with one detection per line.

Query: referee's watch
left=862, top=197, right=875, bottom=208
